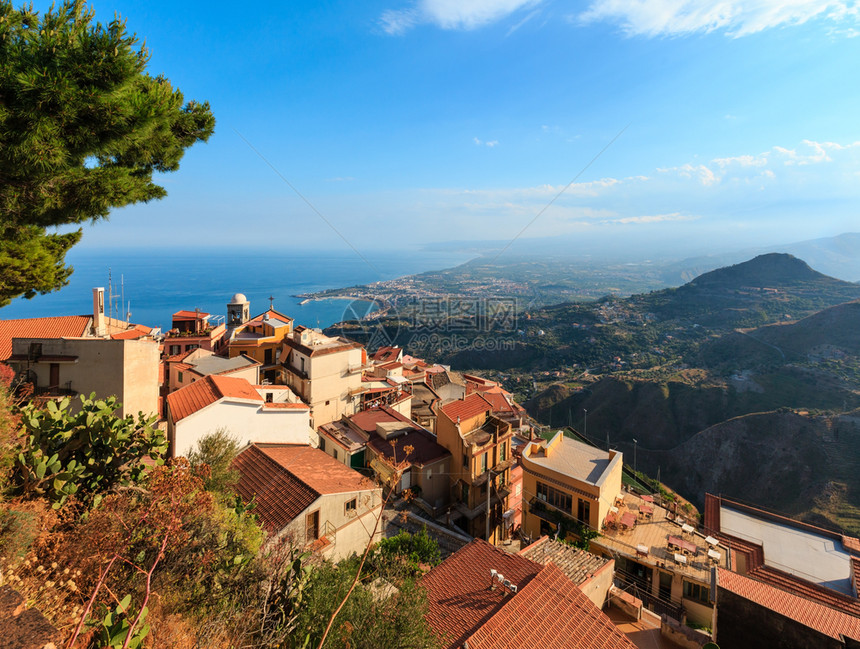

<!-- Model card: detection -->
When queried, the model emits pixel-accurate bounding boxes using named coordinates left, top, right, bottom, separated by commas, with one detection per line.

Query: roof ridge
left=749, top=565, right=860, bottom=610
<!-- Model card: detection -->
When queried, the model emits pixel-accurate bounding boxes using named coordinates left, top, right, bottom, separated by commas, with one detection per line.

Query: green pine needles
left=0, top=0, right=215, bottom=305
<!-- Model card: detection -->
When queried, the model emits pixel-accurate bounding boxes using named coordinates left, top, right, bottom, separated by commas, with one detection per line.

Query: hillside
left=754, top=299, right=860, bottom=357
left=643, top=410, right=860, bottom=534
left=632, top=253, right=860, bottom=329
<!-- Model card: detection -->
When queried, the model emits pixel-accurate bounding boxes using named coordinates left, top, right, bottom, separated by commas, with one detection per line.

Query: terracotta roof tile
left=748, top=565, right=860, bottom=617
left=466, top=563, right=637, bottom=649
left=718, top=568, right=860, bottom=641
left=167, top=375, right=262, bottom=422
left=439, top=393, right=493, bottom=424
left=422, top=539, right=542, bottom=648
left=519, top=536, right=611, bottom=586
left=233, top=444, right=376, bottom=532
left=348, top=405, right=414, bottom=432
left=366, top=426, right=450, bottom=468
left=172, top=310, right=210, bottom=320
left=232, top=445, right=319, bottom=531
left=479, top=391, right=515, bottom=413
left=110, top=328, right=147, bottom=340
left=371, top=346, right=401, bottom=362
left=0, top=315, right=91, bottom=360
left=251, top=444, right=374, bottom=495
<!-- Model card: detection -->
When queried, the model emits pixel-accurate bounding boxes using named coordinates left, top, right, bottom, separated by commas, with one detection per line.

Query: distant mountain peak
left=687, top=252, right=837, bottom=289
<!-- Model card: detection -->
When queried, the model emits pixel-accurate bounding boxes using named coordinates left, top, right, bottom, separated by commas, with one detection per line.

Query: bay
left=0, top=247, right=475, bottom=333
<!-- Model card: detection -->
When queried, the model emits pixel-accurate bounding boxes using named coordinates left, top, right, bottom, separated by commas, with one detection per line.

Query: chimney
left=92, top=287, right=105, bottom=337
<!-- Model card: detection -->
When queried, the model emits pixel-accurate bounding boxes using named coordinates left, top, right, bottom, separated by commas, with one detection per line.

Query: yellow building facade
left=521, top=431, right=623, bottom=542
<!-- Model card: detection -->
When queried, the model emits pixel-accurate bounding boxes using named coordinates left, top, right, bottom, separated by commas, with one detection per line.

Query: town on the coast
left=2, top=286, right=858, bottom=649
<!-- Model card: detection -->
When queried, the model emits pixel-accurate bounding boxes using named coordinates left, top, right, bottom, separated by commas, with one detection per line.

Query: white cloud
left=659, top=139, right=860, bottom=187
left=712, top=153, right=769, bottom=168
left=658, top=163, right=719, bottom=186
left=579, top=0, right=858, bottom=38
left=381, top=0, right=540, bottom=34
left=774, top=139, right=860, bottom=165
left=474, top=137, right=500, bottom=147
left=611, top=212, right=697, bottom=224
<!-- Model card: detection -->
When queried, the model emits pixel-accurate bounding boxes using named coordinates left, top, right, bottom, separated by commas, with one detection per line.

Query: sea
left=0, top=247, right=476, bottom=332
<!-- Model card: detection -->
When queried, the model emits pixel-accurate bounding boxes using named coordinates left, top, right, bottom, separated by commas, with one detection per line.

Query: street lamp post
left=583, top=408, right=588, bottom=440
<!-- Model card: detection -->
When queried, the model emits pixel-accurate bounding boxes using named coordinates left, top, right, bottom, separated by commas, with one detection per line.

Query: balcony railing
left=33, top=383, right=77, bottom=397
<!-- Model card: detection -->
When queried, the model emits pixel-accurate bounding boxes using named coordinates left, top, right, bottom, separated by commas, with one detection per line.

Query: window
left=577, top=499, right=591, bottom=525
left=536, top=481, right=572, bottom=513
left=325, top=400, right=330, bottom=406
left=462, top=453, right=468, bottom=469
left=345, top=498, right=357, bottom=515
left=265, top=392, right=273, bottom=403
left=481, top=453, right=488, bottom=474
left=333, top=449, right=339, bottom=461
left=169, top=344, right=181, bottom=355
left=462, top=483, right=469, bottom=501
left=499, top=442, right=506, bottom=462
left=185, top=344, right=199, bottom=351
left=319, top=437, right=326, bottom=452
left=177, top=371, right=184, bottom=383
left=683, top=581, right=711, bottom=605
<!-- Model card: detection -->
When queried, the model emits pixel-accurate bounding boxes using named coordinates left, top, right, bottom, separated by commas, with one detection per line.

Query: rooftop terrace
left=595, top=492, right=731, bottom=583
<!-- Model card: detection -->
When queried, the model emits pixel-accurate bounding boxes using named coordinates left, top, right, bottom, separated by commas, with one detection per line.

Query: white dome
left=230, top=293, right=248, bottom=304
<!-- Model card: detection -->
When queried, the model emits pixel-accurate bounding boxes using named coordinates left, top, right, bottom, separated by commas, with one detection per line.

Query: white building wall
left=172, top=400, right=313, bottom=458
left=273, top=489, right=383, bottom=562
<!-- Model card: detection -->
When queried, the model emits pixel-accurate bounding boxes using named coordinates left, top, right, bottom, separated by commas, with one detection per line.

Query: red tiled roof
left=845, top=536, right=860, bottom=556
left=167, top=375, right=262, bottom=422
left=172, top=310, right=210, bottom=320
left=466, top=563, right=636, bottom=649
left=372, top=346, right=401, bottom=362
left=254, top=444, right=371, bottom=494
left=110, top=327, right=148, bottom=340
left=233, top=444, right=376, bottom=532
left=348, top=405, right=414, bottom=433
left=0, top=315, right=91, bottom=360
left=439, top=393, right=493, bottom=424
left=748, top=565, right=860, bottom=617
left=718, top=568, right=860, bottom=641
left=232, top=444, right=319, bottom=531
left=422, top=539, right=542, bottom=649
left=480, top=391, right=515, bottom=413
left=245, top=308, right=294, bottom=327
left=367, top=427, right=450, bottom=468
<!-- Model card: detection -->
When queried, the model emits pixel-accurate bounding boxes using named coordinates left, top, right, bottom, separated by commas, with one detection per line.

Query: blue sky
left=40, top=0, right=860, bottom=254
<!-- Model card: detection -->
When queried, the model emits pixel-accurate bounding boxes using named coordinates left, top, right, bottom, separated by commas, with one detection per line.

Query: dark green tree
left=0, top=0, right=215, bottom=306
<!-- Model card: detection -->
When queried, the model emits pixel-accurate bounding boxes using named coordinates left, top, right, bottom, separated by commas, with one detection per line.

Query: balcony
left=31, top=383, right=78, bottom=399
left=282, top=363, right=309, bottom=381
